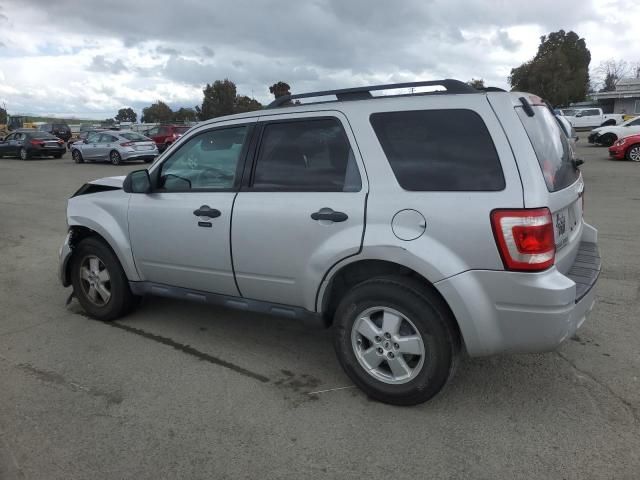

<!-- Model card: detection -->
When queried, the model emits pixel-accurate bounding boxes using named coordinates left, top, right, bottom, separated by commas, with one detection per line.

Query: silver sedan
left=71, top=131, right=158, bottom=165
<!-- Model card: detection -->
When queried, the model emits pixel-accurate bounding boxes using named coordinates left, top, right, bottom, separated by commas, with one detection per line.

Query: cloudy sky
left=0, top=0, right=638, bottom=119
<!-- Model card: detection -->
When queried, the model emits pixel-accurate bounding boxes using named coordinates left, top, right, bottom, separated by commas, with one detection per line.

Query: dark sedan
left=0, top=129, right=66, bottom=160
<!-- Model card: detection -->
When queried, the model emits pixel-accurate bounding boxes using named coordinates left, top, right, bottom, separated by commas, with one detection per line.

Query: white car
left=563, top=108, right=625, bottom=129
left=588, top=116, right=640, bottom=146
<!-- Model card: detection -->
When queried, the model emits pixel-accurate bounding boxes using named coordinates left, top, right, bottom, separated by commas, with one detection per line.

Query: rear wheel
left=333, top=276, right=459, bottom=405
left=19, top=147, right=29, bottom=160
left=626, top=144, right=640, bottom=162
left=72, top=149, right=84, bottom=163
left=53, top=153, right=63, bottom=159
left=110, top=150, right=122, bottom=165
left=599, top=133, right=617, bottom=147
left=70, top=237, right=138, bottom=321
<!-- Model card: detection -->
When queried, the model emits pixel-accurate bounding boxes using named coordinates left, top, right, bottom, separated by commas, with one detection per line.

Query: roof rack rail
left=266, top=79, right=477, bottom=108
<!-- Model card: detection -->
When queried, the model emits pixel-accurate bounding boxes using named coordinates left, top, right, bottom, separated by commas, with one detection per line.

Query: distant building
left=591, top=77, right=640, bottom=115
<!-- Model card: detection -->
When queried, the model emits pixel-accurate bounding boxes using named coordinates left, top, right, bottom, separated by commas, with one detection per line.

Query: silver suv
left=59, top=80, right=600, bottom=405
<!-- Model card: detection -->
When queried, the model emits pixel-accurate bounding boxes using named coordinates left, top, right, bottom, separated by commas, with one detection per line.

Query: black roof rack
left=266, top=79, right=478, bottom=108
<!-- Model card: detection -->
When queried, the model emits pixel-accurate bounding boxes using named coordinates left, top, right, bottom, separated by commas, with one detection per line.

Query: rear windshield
left=120, top=132, right=149, bottom=141
left=31, top=133, right=59, bottom=140
left=174, top=126, right=189, bottom=134
left=516, top=106, right=579, bottom=192
left=52, top=124, right=69, bottom=130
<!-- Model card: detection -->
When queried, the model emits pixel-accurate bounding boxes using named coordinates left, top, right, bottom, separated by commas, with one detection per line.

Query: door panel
left=128, top=192, right=238, bottom=295
left=231, top=113, right=367, bottom=310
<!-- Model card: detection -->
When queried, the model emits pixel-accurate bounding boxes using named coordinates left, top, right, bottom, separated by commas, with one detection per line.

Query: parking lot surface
left=1, top=145, right=639, bottom=479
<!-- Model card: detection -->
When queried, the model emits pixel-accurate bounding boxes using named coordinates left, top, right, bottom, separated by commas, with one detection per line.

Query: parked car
left=38, top=122, right=72, bottom=142
left=59, top=80, right=600, bottom=405
left=608, top=133, right=640, bottom=162
left=563, top=108, right=624, bottom=129
left=71, top=130, right=158, bottom=165
left=144, top=124, right=191, bottom=152
left=588, top=116, right=640, bottom=147
left=556, top=114, right=579, bottom=150
left=0, top=129, right=66, bottom=159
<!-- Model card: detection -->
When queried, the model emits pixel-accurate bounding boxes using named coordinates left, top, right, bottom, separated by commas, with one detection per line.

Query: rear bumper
left=435, top=223, right=600, bottom=357
left=120, top=150, right=158, bottom=161
left=31, top=147, right=66, bottom=156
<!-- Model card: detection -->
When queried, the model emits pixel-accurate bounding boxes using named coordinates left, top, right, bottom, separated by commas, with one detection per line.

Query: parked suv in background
left=144, top=124, right=190, bottom=152
left=38, top=122, right=72, bottom=142
left=58, top=80, right=600, bottom=405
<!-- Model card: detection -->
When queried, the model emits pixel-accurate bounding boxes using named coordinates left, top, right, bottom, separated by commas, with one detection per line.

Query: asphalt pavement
left=0, top=143, right=639, bottom=479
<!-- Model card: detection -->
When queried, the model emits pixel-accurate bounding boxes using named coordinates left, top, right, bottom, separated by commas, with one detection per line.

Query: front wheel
left=70, top=237, right=138, bottom=321
left=110, top=150, right=122, bottom=165
left=333, top=276, right=459, bottom=405
left=626, top=144, right=640, bottom=162
left=72, top=149, right=84, bottom=163
left=599, top=133, right=617, bottom=147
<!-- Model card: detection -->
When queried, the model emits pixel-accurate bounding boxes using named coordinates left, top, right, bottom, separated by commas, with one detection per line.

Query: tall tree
left=509, top=30, right=591, bottom=106
left=141, top=101, right=173, bottom=123
left=234, top=95, right=262, bottom=114
left=173, top=107, right=198, bottom=122
left=269, top=81, right=291, bottom=99
left=199, top=79, right=237, bottom=120
left=467, top=78, right=485, bottom=89
left=114, top=107, right=137, bottom=123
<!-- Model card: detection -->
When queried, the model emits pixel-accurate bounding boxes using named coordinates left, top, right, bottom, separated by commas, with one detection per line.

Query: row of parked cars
left=0, top=123, right=192, bottom=163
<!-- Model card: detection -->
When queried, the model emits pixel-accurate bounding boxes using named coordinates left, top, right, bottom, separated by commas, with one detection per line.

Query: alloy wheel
left=79, top=255, right=111, bottom=306
left=629, top=146, right=640, bottom=162
left=351, top=306, right=426, bottom=384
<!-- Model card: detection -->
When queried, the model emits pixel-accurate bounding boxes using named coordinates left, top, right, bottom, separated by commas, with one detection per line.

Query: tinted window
left=370, top=109, right=504, bottom=191
left=120, top=132, right=149, bottom=141
left=582, top=109, right=599, bottom=116
left=31, top=133, right=58, bottom=140
left=99, top=134, right=118, bottom=143
left=158, top=127, right=169, bottom=135
left=86, top=132, right=100, bottom=142
left=53, top=124, right=69, bottom=130
left=252, top=118, right=361, bottom=192
left=516, top=106, right=579, bottom=192
left=627, top=118, right=640, bottom=126
left=174, top=126, right=189, bottom=134
left=159, top=126, right=248, bottom=191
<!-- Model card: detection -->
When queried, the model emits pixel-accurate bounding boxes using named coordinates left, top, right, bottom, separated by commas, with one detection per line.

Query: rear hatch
left=515, top=102, right=584, bottom=275
left=120, top=132, right=157, bottom=151
left=35, top=134, right=64, bottom=149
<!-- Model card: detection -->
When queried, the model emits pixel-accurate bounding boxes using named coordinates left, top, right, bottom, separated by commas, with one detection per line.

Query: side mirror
left=83, top=138, right=89, bottom=144
left=123, top=169, right=151, bottom=194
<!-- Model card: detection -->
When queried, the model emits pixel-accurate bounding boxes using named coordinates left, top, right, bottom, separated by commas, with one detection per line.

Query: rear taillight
left=30, top=139, right=44, bottom=146
left=120, top=142, right=134, bottom=147
left=491, top=208, right=555, bottom=272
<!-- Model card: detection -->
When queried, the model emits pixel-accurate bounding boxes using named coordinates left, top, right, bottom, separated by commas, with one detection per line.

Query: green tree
left=102, top=118, right=116, bottom=126
left=234, top=95, right=262, bottom=114
left=509, top=30, right=591, bottom=106
left=0, top=106, right=7, bottom=125
left=467, top=78, right=485, bottom=89
left=199, top=79, right=237, bottom=120
left=269, top=81, right=291, bottom=99
left=173, top=107, right=198, bottom=122
left=114, top=107, right=137, bottom=123
left=141, top=101, right=173, bottom=123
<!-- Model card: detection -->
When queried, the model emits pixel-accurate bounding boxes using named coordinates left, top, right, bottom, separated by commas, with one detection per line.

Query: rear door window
left=370, top=109, right=504, bottom=191
left=516, top=106, right=579, bottom=192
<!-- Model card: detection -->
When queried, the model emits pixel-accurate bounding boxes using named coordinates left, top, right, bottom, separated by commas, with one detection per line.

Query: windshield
left=516, top=105, right=579, bottom=192
left=31, top=133, right=59, bottom=140
left=121, top=132, right=150, bottom=141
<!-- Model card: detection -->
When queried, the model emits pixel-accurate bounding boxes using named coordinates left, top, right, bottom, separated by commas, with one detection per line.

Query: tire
left=599, top=133, right=617, bottom=147
left=72, top=149, right=84, bottom=163
left=333, top=276, right=459, bottom=406
left=144, top=158, right=153, bottom=163
left=70, top=237, right=138, bottom=321
left=626, top=144, right=640, bottom=162
left=53, top=153, right=63, bottom=159
left=19, top=147, right=29, bottom=160
left=110, top=150, right=122, bottom=165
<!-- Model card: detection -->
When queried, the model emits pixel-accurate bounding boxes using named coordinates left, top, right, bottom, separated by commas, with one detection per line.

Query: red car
left=608, top=133, right=640, bottom=162
left=144, top=124, right=191, bottom=152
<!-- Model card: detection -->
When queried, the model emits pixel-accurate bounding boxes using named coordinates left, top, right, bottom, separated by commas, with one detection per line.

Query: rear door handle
left=193, top=205, right=221, bottom=218
left=311, top=208, right=348, bottom=223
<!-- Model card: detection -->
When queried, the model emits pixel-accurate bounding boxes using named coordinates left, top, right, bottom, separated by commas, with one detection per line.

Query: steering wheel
left=196, top=167, right=233, bottom=186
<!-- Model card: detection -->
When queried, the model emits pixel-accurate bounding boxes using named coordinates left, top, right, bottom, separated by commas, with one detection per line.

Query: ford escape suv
left=58, top=80, right=600, bottom=405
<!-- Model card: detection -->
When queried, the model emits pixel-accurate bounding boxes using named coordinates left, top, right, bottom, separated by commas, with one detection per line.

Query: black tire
left=70, top=237, right=138, bottom=321
left=19, top=147, right=29, bottom=160
left=144, top=158, right=153, bottom=163
left=626, top=144, right=640, bottom=162
left=599, top=133, right=617, bottom=147
left=72, top=149, right=84, bottom=163
left=53, top=153, right=63, bottom=159
left=333, top=275, right=459, bottom=406
left=110, top=150, right=122, bottom=165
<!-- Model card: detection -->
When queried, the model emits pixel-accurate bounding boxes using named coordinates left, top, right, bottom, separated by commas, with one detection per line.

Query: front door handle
left=193, top=205, right=221, bottom=218
left=311, top=208, right=348, bottom=223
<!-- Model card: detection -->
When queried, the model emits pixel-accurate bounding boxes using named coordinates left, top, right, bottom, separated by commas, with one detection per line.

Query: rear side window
left=516, top=106, right=579, bottom=192
left=370, top=109, right=504, bottom=191
left=252, top=118, right=361, bottom=192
